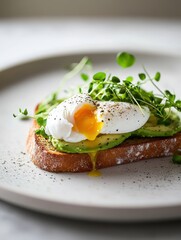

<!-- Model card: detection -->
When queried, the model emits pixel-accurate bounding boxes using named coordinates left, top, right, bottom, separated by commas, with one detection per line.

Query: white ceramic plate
left=0, top=51, right=181, bottom=221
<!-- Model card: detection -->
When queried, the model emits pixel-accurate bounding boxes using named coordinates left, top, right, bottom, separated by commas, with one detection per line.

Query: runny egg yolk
left=73, top=104, right=103, bottom=141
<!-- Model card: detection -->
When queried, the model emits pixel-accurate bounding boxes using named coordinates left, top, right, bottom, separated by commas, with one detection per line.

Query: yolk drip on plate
left=88, top=152, right=101, bottom=177
left=73, top=104, right=103, bottom=141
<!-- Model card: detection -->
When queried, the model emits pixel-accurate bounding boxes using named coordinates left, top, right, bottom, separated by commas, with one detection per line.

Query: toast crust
left=26, top=120, right=181, bottom=172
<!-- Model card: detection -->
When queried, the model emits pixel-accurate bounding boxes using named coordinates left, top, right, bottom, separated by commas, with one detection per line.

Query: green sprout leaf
left=78, top=87, right=83, bottom=93
left=37, top=117, right=47, bottom=127
left=81, top=73, right=89, bottom=81
left=23, top=109, right=28, bottom=115
left=116, top=52, right=135, bottom=68
left=126, top=76, right=133, bottom=82
left=35, top=126, right=48, bottom=139
left=93, top=72, right=106, bottom=81
left=165, top=90, right=176, bottom=103
left=175, top=100, right=181, bottom=111
left=172, top=150, right=181, bottom=164
left=138, top=73, right=146, bottom=80
left=13, top=108, right=30, bottom=120
left=154, top=72, right=161, bottom=81
left=112, top=76, right=120, bottom=83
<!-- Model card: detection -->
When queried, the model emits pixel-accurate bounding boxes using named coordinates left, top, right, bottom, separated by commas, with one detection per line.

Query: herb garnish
left=13, top=56, right=91, bottom=137
left=14, top=52, right=181, bottom=137
left=172, top=150, right=181, bottom=164
left=87, top=52, right=181, bottom=123
left=116, top=52, right=135, bottom=68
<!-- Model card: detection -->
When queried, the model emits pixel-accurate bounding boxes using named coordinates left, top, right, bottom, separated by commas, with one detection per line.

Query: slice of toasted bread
left=26, top=120, right=181, bottom=172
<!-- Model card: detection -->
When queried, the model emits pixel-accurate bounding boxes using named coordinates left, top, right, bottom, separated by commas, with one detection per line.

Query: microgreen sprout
left=81, top=73, right=89, bottom=81
left=13, top=57, right=92, bottom=137
left=55, top=56, right=90, bottom=98
left=13, top=108, right=31, bottom=120
left=116, top=52, right=135, bottom=68
left=86, top=52, right=181, bottom=124
left=172, top=149, right=181, bottom=164
left=14, top=51, right=181, bottom=139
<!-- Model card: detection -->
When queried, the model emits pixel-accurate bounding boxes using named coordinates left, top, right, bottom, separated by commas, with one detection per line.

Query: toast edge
left=26, top=121, right=181, bottom=172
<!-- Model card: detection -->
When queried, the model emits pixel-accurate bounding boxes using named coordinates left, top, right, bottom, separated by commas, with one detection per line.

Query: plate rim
left=1, top=50, right=181, bottom=221
left=1, top=183, right=181, bottom=221
left=1, top=48, right=181, bottom=73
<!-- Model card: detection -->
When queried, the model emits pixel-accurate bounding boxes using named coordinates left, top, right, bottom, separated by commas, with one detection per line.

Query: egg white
left=45, top=94, right=150, bottom=142
left=96, top=101, right=150, bottom=134
left=45, top=94, right=95, bottom=142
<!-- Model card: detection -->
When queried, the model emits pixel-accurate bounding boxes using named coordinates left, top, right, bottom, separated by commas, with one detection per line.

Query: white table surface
left=0, top=18, right=181, bottom=239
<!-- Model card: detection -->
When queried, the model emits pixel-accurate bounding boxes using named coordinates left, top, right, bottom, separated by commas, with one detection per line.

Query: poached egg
left=45, top=94, right=150, bottom=142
